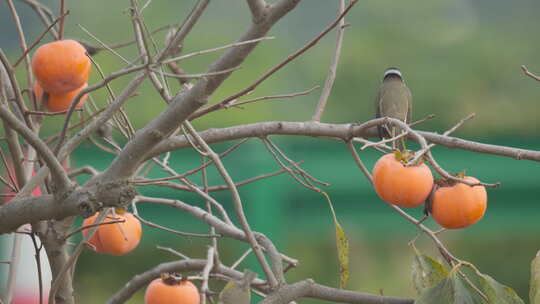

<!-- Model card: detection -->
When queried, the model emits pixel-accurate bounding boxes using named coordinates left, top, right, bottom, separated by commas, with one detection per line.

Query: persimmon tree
left=1, top=1, right=540, bottom=304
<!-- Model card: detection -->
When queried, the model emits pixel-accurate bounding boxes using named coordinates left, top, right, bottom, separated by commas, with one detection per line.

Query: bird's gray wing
left=374, top=85, right=382, bottom=119
left=374, top=84, right=389, bottom=138
left=406, top=86, right=412, bottom=124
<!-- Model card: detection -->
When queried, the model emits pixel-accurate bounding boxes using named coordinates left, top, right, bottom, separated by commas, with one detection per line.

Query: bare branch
left=189, top=0, right=359, bottom=120
left=407, top=113, right=475, bottom=165
left=157, top=0, right=211, bottom=62
left=14, top=11, right=69, bottom=67
left=408, top=114, right=435, bottom=127
left=182, top=121, right=279, bottom=288
left=133, top=213, right=220, bottom=238
left=229, top=85, right=319, bottom=108
left=6, top=0, right=36, bottom=109
left=346, top=141, right=372, bottom=182
left=149, top=121, right=540, bottom=163
left=312, top=0, right=346, bottom=122
left=260, top=279, right=413, bottom=304
left=18, top=0, right=59, bottom=39
left=521, top=65, right=540, bottom=82
left=68, top=166, right=99, bottom=178
left=137, top=160, right=301, bottom=192
left=156, top=66, right=242, bottom=79
left=58, top=0, right=66, bottom=39
left=0, top=105, right=72, bottom=191
left=163, top=37, right=274, bottom=64
left=0, top=49, right=33, bottom=128
left=201, top=246, right=215, bottom=304
left=53, top=64, right=148, bottom=153
left=246, top=0, right=268, bottom=23
left=98, top=0, right=304, bottom=182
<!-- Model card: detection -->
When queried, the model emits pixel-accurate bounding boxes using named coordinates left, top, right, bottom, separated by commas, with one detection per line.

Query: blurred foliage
left=1, top=0, right=540, bottom=138
left=1, top=0, right=540, bottom=303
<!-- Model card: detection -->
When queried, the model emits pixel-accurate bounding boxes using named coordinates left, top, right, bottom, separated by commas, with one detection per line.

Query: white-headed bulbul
left=374, top=67, right=412, bottom=151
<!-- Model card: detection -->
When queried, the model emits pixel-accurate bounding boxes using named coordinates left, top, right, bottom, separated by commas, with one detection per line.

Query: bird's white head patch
left=383, top=68, right=402, bottom=79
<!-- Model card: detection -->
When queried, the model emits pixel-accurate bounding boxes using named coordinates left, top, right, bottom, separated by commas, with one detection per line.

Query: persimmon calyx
left=160, top=273, right=184, bottom=285
left=392, top=149, right=424, bottom=166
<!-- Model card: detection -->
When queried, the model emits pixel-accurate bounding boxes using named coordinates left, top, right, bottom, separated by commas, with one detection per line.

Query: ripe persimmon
left=32, top=39, right=91, bottom=94
left=34, top=82, right=88, bottom=112
left=82, top=209, right=142, bottom=255
left=145, top=274, right=200, bottom=304
left=372, top=152, right=433, bottom=208
left=431, top=176, right=487, bottom=229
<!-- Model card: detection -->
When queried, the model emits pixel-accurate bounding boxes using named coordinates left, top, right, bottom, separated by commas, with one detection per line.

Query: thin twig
left=53, top=63, right=148, bottom=153
left=58, top=0, right=66, bottom=39
left=133, top=213, right=220, bottom=238
left=14, top=11, right=69, bottom=67
left=521, top=65, right=540, bottom=82
left=228, top=85, right=319, bottom=109
left=156, top=246, right=190, bottom=260
left=78, top=24, right=130, bottom=64
left=346, top=141, right=372, bottom=182
left=182, top=121, right=279, bottom=288
left=18, top=0, right=59, bottom=39
left=136, top=162, right=302, bottom=192
left=312, top=0, right=346, bottom=122
left=156, top=66, right=242, bottom=79
left=0, top=50, right=33, bottom=128
left=231, top=248, right=253, bottom=270
left=361, top=131, right=408, bottom=150
left=62, top=218, right=126, bottom=241
left=132, top=138, right=249, bottom=184
left=162, top=37, right=275, bottom=64
left=0, top=104, right=72, bottom=191
left=189, top=0, right=359, bottom=120
left=200, top=246, right=215, bottom=304
left=408, top=114, right=435, bottom=127
left=6, top=0, right=36, bottom=110
left=48, top=211, right=109, bottom=304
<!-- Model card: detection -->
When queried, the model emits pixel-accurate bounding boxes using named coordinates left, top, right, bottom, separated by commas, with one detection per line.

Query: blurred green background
left=1, top=0, right=540, bottom=303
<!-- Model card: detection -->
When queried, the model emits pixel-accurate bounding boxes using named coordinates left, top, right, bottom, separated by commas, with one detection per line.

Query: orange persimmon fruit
left=32, top=39, right=91, bottom=94
left=82, top=209, right=142, bottom=255
left=34, top=82, right=88, bottom=112
left=431, top=176, right=487, bottom=229
left=372, top=152, right=434, bottom=208
left=145, top=274, right=200, bottom=304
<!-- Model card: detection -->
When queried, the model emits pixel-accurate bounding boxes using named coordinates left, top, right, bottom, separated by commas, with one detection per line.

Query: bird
left=218, top=269, right=256, bottom=304
left=374, top=67, right=412, bottom=151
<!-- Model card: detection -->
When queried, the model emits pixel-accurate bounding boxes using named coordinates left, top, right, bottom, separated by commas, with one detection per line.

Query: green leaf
left=415, top=271, right=482, bottom=304
left=335, top=221, right=350, bottom=289
left=472, top=270, right=524, bottom=304
left=411, top=249, right=449, bottom=295
left=468, top=265, right=524, bottom=304
left=530, top=251, right=540, bottom=304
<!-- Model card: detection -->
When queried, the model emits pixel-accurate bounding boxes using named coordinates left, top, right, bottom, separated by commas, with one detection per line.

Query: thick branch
left=247, top=0, right=268, bottom=23
left=0, top=181, right=136, bottom=234
left=261, top=279, right=414, bottom=304
left=0, top=105, right=72, bottom=191
left=148, top=121, right=540, bottom=162
left=99, top=0, right=304, bottom=182
left=106, top=259, right=412, bottom=304
left=106, top=260, right=250, bottom=304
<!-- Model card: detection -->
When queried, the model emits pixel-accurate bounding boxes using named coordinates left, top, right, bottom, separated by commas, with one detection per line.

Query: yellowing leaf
left=321, top=191, right=350, bottom=289
left=335, top=221, right=350, bottom=289
left=530, top=251, right=540, bottom=304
